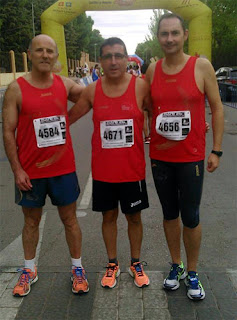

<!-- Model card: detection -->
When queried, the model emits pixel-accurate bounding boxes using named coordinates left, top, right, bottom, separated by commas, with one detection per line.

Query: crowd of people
left=2, top=13, right=223, bottom=303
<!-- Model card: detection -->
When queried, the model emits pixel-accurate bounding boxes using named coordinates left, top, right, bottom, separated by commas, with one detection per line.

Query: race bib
left=156, top=111, right=191, bottom=141
left=100, top=119, right=134, bottom=149
left=33, top=115, right=66, bottom=148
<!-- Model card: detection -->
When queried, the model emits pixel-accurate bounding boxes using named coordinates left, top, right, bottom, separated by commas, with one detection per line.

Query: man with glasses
left=69, top=37, right=150, bottom=289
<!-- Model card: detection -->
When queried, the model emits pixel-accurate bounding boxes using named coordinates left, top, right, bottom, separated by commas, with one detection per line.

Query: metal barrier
left=219, top=82, right=237, bottom=109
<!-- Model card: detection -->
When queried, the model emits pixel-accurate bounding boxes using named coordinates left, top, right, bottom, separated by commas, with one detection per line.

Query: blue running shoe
left=163, top=261, right=187, bottom=290
left=185, top=271, right=205, bottom=300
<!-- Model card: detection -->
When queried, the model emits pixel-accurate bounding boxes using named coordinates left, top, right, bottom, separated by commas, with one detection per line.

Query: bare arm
left=197, top=58, right=224, bottom=172
left=61, top=76, right=85, bottom=103
left=2, top=82, right=32, bottom=190
left=136, top=78, right=152, bottom=118
left=145, top=62, right=156, bottom=86
left=68, top=83, right=95, bottom=125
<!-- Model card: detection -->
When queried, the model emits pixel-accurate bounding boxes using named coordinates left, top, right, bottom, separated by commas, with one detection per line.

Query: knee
left=126, top=213, right=142, bottom=225
left=102, top=210, right=118, bottom=224
left=61, top=215, right=78, bottom=229
left=24, top=216, right=41, bottom=230
left=103, top=215, right=117, bottom=225
left=181, top=208, right=200, bottom=229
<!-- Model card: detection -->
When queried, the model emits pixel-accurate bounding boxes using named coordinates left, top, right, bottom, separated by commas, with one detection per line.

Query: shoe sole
left=163, top=271, right=187, bottom=291
left=128, top=268, right=150, bottom=288
left=72, top=287, right=89, bottom=294
left=184, top=277, right=205, bottom=300
left=187, top=291, right=205, bottom=300
left=13, top=275, right=38, bottom=297
left=101, top=268, right=121, bottom=288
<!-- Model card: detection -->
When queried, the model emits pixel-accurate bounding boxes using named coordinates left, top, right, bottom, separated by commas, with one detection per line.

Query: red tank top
left=16, top=74, right=76, bottom=179
left=150, top=57, right=206, bottom=162
left=92, top=76, right=145, bottom=182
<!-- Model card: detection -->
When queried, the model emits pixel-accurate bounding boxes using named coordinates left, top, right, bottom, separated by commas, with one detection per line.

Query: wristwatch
left=211, top=150, right=223, bottom=157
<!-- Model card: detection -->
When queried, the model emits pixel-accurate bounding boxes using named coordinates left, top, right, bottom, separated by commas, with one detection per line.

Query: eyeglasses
left=100, top=53, right=127, bottom=61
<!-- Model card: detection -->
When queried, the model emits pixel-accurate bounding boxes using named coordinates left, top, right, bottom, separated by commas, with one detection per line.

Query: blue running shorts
left=15, top=172, right=80, bottom=208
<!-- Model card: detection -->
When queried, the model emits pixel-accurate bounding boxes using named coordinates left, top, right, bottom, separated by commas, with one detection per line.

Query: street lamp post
left=32, top=1, right=35, bottom=37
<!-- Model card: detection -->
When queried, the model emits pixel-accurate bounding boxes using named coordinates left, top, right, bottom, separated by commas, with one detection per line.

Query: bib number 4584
left=38, top=127, right=60, bottom=139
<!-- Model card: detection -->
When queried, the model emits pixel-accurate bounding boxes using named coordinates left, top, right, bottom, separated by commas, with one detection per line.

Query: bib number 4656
left=159, top=122, right=179, bottom=132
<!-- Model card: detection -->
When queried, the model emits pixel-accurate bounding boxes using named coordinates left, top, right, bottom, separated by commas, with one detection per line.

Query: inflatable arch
left=41, top=0, right=212, bottom=76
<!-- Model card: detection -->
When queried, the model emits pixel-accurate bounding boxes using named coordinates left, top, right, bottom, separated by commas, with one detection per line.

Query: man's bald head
left=28, top=34, right=58, bottom=54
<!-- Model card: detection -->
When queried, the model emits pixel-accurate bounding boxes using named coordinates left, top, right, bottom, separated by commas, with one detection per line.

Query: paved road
left=0, top=104, right=236, bottom=320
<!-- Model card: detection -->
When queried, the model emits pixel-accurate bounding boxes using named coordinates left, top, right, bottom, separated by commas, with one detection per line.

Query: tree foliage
left=135, top=1, right=237, bottom=69
left=201, top=0, right=237, bottom=69
left=0, top=0, right=104, bottom=71
left=136, top=10, right=165, bottom=64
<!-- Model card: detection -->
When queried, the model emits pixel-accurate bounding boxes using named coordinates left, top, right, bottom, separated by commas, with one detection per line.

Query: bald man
left=2, top=34, right=89, bottom=297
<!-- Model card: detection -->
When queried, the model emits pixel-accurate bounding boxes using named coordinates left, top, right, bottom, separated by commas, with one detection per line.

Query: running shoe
left=144, top=136, right=150, bottom=144
left=185, top=271, right=205, bottom=300
left=101, top=263, right=120, bottom=288
left=13, top=266, right=38, bottom=297
left=71, top=266, right=89, bottom=294
left=129, top=261, right=150, bottom=288
left=163, top=261, right=187, bottom=290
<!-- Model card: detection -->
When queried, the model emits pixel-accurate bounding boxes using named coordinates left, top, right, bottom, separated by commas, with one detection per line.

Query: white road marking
left=0, top=212, right=47, bottom=270
left=76, top=172, right=92, bottom=217
left=0, top=213, right=47, bottom=319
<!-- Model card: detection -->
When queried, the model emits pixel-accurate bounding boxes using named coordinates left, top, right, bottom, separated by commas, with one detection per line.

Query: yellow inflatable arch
left=41, top=0, right=212, bottom=76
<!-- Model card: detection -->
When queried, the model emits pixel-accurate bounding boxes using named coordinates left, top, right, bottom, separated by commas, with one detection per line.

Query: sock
left=109, top=258, right=118, bottom=265
left=131, top=258, right=140, bottom=265
left=188, top=271, right=197, bottom=277
left=71, top=257, right=82, bottom=269
left=24, top=258, right=35, bottom=272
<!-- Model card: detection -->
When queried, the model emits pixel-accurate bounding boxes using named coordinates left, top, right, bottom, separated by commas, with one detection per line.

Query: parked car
left=215, top=67, right=237, bottom=101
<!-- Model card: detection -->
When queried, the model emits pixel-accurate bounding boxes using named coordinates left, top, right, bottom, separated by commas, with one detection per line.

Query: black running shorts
left=92, top=179, right=149, bottom=214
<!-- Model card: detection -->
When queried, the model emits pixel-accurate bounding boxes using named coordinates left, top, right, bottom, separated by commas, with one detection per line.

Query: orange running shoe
left=101, top=263, right=120, bottom=288
left=13, top=267, right=38, bottom=297
left=71, top=267, right=89, bottom=294
left=129, top=262, right=150, bottom=288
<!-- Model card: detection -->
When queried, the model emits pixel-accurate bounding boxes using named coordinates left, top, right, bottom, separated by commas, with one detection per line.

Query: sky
left=87, top=10, right=155, bottom=55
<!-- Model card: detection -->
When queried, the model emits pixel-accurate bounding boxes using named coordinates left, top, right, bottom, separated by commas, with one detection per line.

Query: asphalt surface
left=0, top=102, right=236, bottom=320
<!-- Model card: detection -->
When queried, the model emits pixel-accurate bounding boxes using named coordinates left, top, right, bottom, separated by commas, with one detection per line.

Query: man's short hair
left=99, top=37, right=128, bottom=57
left=157, top=13, right=186, bottom=35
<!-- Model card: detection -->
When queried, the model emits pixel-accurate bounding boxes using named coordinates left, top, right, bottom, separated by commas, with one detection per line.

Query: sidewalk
left=0, top=268, right=237, bottom=320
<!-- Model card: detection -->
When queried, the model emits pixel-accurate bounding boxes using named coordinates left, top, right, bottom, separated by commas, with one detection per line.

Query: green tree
left=200, top=0, right=237, bottom=69
left=0, top=0, right=104, bottom=71
left=88, top=29, right=104, bottom=63
left=65, top=13, right=94, bottom=60
left=135, top=9, right=169, bottom=64
left=135, top=1, right=237, bottom=69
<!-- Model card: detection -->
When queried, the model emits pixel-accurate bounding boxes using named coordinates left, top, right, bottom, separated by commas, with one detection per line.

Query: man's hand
left=14, top=168, right=32, bottom=191
left=205, top=121, right=210, bottom=133
left=207, top=153, right=220, bottom=173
